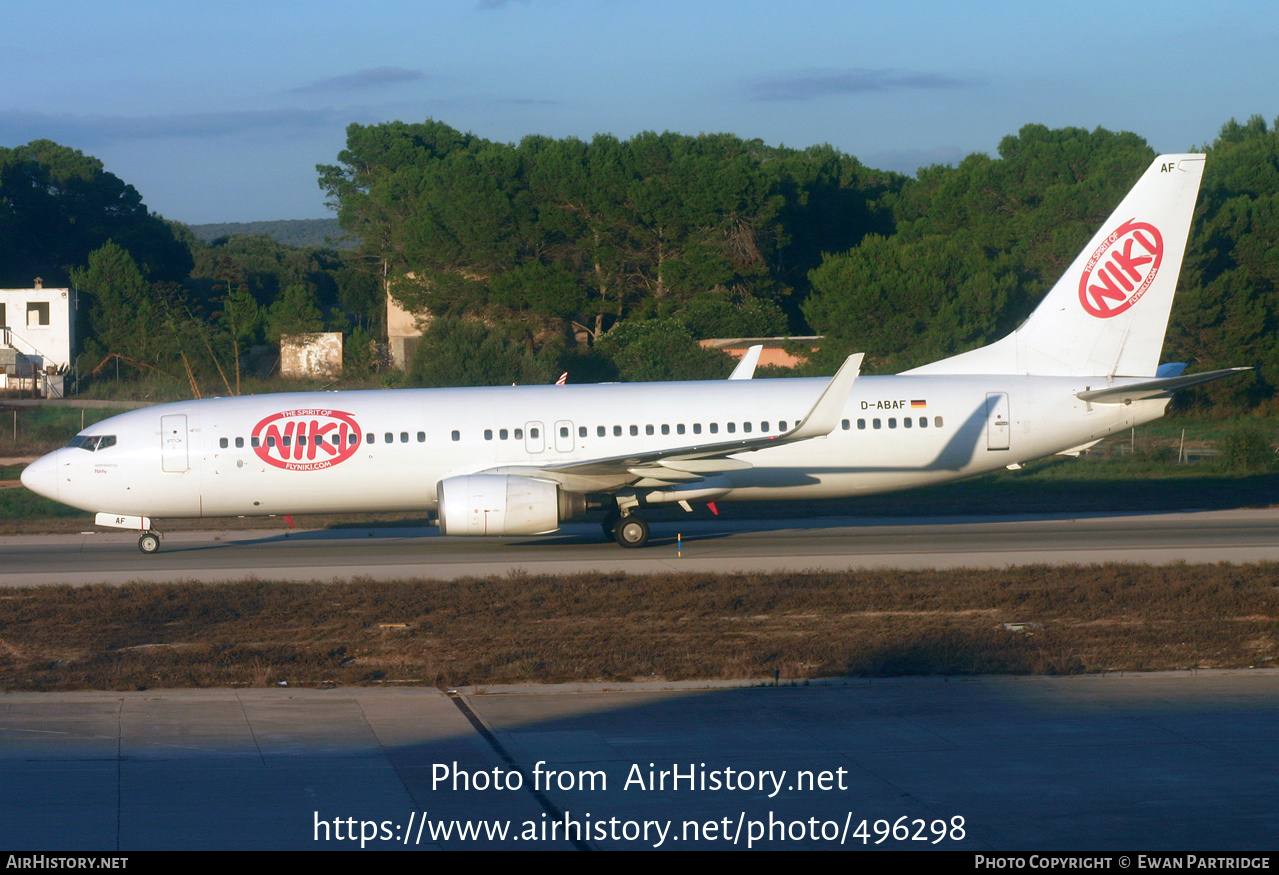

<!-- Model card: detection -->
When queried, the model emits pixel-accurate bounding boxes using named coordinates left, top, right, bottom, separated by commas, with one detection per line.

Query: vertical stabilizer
left=905, top=154, right=1205, bottom=378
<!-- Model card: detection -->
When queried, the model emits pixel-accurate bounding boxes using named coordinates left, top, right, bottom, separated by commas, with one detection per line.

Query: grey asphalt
left=4, top=508, right=1279, bottom=585
left=3, top=673, right=1278, bottom=851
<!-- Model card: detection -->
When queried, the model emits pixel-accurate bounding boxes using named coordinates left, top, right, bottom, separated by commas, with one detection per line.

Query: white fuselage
left=23, top=374, right=1165, bottom=521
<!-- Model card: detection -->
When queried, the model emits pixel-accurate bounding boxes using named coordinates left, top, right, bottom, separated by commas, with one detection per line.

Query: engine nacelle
left=437, top=474, right=587, bottom=536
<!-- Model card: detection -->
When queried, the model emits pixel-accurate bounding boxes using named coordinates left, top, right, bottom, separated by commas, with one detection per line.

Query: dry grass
left=1, top=564, right=1277, bottom=691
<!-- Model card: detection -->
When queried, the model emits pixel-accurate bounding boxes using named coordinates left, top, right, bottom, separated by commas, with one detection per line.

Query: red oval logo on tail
left=251, top=409, right=362, bottom=471
left=1078, top=219, right=1164, bottom=318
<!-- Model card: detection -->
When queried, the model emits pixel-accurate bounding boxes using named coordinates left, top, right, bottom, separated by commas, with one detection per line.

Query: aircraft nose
left=20, top=452, right=60, bottom=502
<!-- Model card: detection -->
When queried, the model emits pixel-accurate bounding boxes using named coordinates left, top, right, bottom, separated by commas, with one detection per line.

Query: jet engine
left=436, top=474, right=587, bottom=536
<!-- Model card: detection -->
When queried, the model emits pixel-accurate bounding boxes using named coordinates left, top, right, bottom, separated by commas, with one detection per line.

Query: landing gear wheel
left=601, top=510, right=621, bottom=541
left=138, top=532, right=160, bottom=555
left=614, top=516, right=650, bottom=549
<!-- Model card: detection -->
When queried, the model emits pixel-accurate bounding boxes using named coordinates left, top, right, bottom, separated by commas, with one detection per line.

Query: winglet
left=786, top=353, right=863, bottom=440
left=727, top=345, right=764, bottom=380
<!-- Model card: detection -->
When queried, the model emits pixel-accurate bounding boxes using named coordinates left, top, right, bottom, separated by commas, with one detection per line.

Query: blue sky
left=3, top=0, right=1275, bottom=224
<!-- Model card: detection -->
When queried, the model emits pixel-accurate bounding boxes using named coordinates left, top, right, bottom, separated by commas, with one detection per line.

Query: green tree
left=70, top=242, right=158, bottom=364
left=407, top=317, right=556, bottom=387
left=0, top=140, right=192, bottom=286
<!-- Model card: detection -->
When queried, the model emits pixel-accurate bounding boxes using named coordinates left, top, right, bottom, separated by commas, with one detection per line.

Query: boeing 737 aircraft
left=22, top=153, right=1243, bottom=552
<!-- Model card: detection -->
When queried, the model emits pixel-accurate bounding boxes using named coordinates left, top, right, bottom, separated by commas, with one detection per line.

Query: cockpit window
left=67, top=435, right=116, bottom=452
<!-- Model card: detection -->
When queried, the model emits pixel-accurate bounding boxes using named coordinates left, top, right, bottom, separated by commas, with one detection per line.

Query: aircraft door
left=525, top=421, right=545, bottom=454
left=985, top=392, right=1010, bottom=451
left=160, top=414, right=190, bottom=472
left=554, top=420, right=574, bottom=453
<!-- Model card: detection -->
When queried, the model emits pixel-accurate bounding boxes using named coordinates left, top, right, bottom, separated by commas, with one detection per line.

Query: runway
left=5, top=673, right=1279, bottom=850
left=3, top=507, right=1279, bottom=585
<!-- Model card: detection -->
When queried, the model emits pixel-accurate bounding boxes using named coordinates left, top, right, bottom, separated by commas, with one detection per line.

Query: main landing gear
left=601, top=510, right=650, bottom=548
left=138, top=531, right=161, bottom=554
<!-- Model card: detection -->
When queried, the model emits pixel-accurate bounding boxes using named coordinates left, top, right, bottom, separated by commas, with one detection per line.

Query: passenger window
left=283, top=436, right=292, bottom=448
left=857, top=419, right=866, bottom=430
left=710, top=423, right=718, bottom=434
left=727, top=422, right=736, bottom=433
left=597, top=426, right=606, bottom=437
left=365, top=433, right=373, bottom=444
left=219, top=437, right=228, bottom=448
left=677, top=424, right=685, bottom=435
left=645, top=425, right=654, bottom=436
left=693, top=424, right=701, bottom=434
left=252, top=437, right=260, bottom=448
left=761, top=421, right=769, bottom=432
left=920, top=417, right=928, bottom=428
left=235, top=437, right=244, bottom=449
left=630, top=425, right=638, bottom=436
left=614, top=425, right=622, bottom=436
left=873, top=419, right=881, bottom=429
left=888, top=418, right=896, bottom=429
left=661, top=424, right=670, bottom=435
left=530, top=427, right=539, bottom=439
left=515, top=428, right=523, bottom=439
left=348, top=434, right=358, bottom=445
left=400, top=432, right=408, bottom=443
left=267, top=437, right=276, bottom=448
left=904, top=418, right=912, bottom=429
left=485, top=429, right=493, bottom=440
left=384, top=433, right=392, bottom=444
left=417, top=432, right=425, bottom=442
left=778, top=421, right=787, bottom=431
left=841, top=419, right=849, bottom=430
left=934, top=416, right=944, bottom=427
left=451, top=430, right=460, bottom=441
left=500, top=429, right=508, bottom=440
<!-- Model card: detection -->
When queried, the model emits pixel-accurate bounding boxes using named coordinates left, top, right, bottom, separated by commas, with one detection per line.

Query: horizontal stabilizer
left=1076, top=368, right=1250, bottom=404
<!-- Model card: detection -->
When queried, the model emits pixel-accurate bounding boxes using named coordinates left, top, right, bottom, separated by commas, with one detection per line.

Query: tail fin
left=905, top=153, right=1205, bottom=378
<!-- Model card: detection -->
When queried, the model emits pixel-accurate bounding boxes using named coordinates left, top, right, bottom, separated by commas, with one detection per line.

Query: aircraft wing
left=726, top=344, right=764, bottom=380
left=482, top=353, right=862, bottom=489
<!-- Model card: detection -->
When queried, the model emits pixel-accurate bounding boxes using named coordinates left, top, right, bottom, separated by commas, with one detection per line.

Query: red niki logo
left=1078, top=219, right=1164, bottom=318
left=251, top=409, right=361, bottom=471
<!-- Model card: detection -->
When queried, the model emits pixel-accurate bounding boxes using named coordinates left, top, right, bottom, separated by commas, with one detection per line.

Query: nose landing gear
left=138, top=531, right=161, bottom=554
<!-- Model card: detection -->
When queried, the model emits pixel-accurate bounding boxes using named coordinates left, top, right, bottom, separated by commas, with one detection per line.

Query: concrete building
left=280, top=332, right=344, bottom=379
left=0, top=281, right=77, bottom=397
left=698, top=336, right=822, bottom=369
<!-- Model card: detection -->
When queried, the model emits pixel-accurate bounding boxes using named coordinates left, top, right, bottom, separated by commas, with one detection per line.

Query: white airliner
left=22, top=153, right=1243, bottom=553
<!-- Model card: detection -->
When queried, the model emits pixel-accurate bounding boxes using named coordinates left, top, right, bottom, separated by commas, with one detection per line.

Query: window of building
left=26, top=302, right=49, bottom=327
